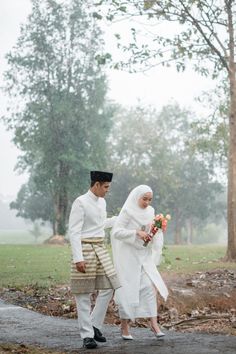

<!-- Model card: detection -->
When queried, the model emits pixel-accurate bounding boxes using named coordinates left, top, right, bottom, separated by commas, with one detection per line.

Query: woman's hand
left=137, top=230, right=149, bottom=241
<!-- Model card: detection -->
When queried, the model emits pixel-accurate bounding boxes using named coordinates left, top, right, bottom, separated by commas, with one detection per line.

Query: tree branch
left=177, top=0, right=229, bottom=72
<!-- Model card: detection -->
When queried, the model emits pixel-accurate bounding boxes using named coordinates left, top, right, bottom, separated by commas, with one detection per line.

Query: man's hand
left=75, top=261, right=86, bottom=273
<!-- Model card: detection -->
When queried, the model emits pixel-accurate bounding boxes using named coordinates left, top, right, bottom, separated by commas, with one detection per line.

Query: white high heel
left=122, top=334, right=133, bottom=340
left=154, top=331, right=165, bottom=338
left=151, top=326, right=165, bottom=339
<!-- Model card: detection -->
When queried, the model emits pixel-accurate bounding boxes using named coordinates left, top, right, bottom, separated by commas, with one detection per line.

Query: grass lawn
left=0, top=245, right=71, bottom=288
left=0, top=230, right=50, bottom=245
left=160, top=244, right=236, bottom=273
left=0, top=243, right=235, bottom=288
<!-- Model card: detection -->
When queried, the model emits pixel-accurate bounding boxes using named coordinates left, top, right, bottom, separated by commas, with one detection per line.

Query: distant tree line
left=2, top=0, right=227, bottom=246
left=106, top=102, right=225, bottom=245
left=3, top=0, right=114, bottom=236
left=94, top=0, right=235, bottom=260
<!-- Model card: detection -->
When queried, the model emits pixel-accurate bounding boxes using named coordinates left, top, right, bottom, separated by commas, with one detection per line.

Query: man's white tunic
left=69, top=190, right=115, bottom=263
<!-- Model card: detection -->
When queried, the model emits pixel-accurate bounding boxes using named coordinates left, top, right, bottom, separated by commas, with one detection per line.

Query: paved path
left=0, top=300, right=236, bottom=353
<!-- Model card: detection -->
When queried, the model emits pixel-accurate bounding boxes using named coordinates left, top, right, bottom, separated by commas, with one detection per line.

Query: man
left=69, top=171, right=120, bottom=349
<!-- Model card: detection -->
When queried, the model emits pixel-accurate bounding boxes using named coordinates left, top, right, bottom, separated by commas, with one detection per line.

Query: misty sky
left=0, top=0, right=216, bottom=199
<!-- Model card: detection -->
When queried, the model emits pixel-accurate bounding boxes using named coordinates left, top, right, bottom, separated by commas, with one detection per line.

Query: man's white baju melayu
left=69, top=190, right=119, bottom=339
left=111, top=185, right=168, bottom=320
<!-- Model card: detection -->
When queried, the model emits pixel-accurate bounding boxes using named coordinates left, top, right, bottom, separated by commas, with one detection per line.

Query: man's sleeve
left=105, top=215, right=117, bottom=229
left=69, top=199, right=85, bottom=263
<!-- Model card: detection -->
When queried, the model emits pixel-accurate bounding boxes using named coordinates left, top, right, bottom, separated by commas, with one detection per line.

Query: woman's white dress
left=111, top=208, right=168, bottom=320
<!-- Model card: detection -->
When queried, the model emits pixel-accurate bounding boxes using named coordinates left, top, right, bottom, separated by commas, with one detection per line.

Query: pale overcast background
left=0, top=0, right=216, bottom=199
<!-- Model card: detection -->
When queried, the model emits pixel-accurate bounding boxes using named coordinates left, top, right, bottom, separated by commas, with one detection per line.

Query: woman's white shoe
left=122, top=334, right=133, bottom=340
left=151, top=326, right=165, bottom=338
left=154, top=331, right=165, bottom=338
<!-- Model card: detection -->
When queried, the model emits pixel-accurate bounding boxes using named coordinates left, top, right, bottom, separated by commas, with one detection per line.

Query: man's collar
left=88, top=189, right=99, bottom=201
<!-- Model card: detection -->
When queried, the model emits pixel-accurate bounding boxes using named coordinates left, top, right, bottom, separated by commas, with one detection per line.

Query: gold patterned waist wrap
left=70, top=236, right=121, bottom=294
left=81, top=237, right=104, bottom=244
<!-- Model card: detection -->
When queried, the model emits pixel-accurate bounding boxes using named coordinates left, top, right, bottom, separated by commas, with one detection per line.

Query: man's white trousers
left=75, top=289, right=113, bottom=339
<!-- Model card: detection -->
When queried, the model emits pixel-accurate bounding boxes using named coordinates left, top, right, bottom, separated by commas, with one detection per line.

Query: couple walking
left=69, top=170, right=168, bottom=349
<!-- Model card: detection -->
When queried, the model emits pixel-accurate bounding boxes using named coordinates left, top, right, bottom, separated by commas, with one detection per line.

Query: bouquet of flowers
left=143, top=213, right=171, bottom=247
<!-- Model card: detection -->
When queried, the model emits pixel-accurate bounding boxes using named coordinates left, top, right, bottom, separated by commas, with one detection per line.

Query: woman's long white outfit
left=111, top=185, right=168, bottom=320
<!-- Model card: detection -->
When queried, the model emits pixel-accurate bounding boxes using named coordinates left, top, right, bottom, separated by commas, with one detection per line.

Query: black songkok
left=90, top=171, right=113, bottom=182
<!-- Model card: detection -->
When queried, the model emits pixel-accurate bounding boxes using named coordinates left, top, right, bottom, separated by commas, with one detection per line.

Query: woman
left=111, top=185, right=168, bottom=340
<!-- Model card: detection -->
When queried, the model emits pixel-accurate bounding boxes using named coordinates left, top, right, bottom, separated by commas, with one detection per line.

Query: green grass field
left=0, top=245, right=71, bottom=288
left=0, top=244, right=235, bottom=288
left=160, top=244, right=236, bottom=272
left=0, top=230, right=50, bottom=245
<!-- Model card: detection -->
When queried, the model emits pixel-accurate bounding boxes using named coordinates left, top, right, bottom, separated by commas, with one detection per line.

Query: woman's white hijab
left=117, top=184, right=154, bottom=226
left=111, top=185, right=155, bottom=276
left=111, top=185, right=168, bottom=318
left=111, top=185, right=155, bottom=318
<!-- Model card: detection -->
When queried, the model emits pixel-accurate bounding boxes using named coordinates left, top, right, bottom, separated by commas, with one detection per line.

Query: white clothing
left=91, top=289, right=113, bottom=329
left=118, top=268, right=157, bottom=319
left=69, top=189, right=116, bottom=338
left=69, top=190, right=116, bottom=262
left=75, top=289, right=113, bottom=338
left=118, top=185, right=154, bottom=226
left=111, top=185, right=168, bottom=320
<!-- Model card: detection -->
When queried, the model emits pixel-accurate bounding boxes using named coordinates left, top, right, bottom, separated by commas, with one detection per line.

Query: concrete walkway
left=0, top=300, right=236, bottom=353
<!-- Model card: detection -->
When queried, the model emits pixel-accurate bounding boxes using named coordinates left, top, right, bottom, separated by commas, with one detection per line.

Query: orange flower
left=154, top=214, right=162, bottom=221
left=143, top=212, right=171, bottom=247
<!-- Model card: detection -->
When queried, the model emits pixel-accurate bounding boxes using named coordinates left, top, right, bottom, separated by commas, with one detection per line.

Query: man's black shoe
left=83, top=337, right=98, bottom=349
left=93, top=326, right=107, bottom=342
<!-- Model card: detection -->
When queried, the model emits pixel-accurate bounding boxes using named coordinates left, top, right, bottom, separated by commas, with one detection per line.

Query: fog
left=0, top=1, right=226, bottom=246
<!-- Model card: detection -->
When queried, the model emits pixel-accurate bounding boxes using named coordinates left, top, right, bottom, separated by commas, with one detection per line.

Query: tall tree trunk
left=174, top=208, right=182, bottom=245
left=227, top=77, right=236, bottom=260
left=55, top=188, right=68, bottom=236
left=187, top=218, right=193, bottom=245
left=190, top=218, right=193, bottom=244
left=54, top=161, right=69, bottom=236
left=226, top=5, right=236, bottom=261
left=52, top=220, right=56, bottom=236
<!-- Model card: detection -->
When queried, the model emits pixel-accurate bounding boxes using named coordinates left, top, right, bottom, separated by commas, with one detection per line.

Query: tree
left=190, top=82, right=229, bottom=170
left=3, top=0, right=113, bottom=235
left=10, top=175, right=55, bottom=231
left=107, top=103, right=223, bottom=244
left=97, top=0, right=236, bottom=260
left=29, top=221, right=43, bottom=244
